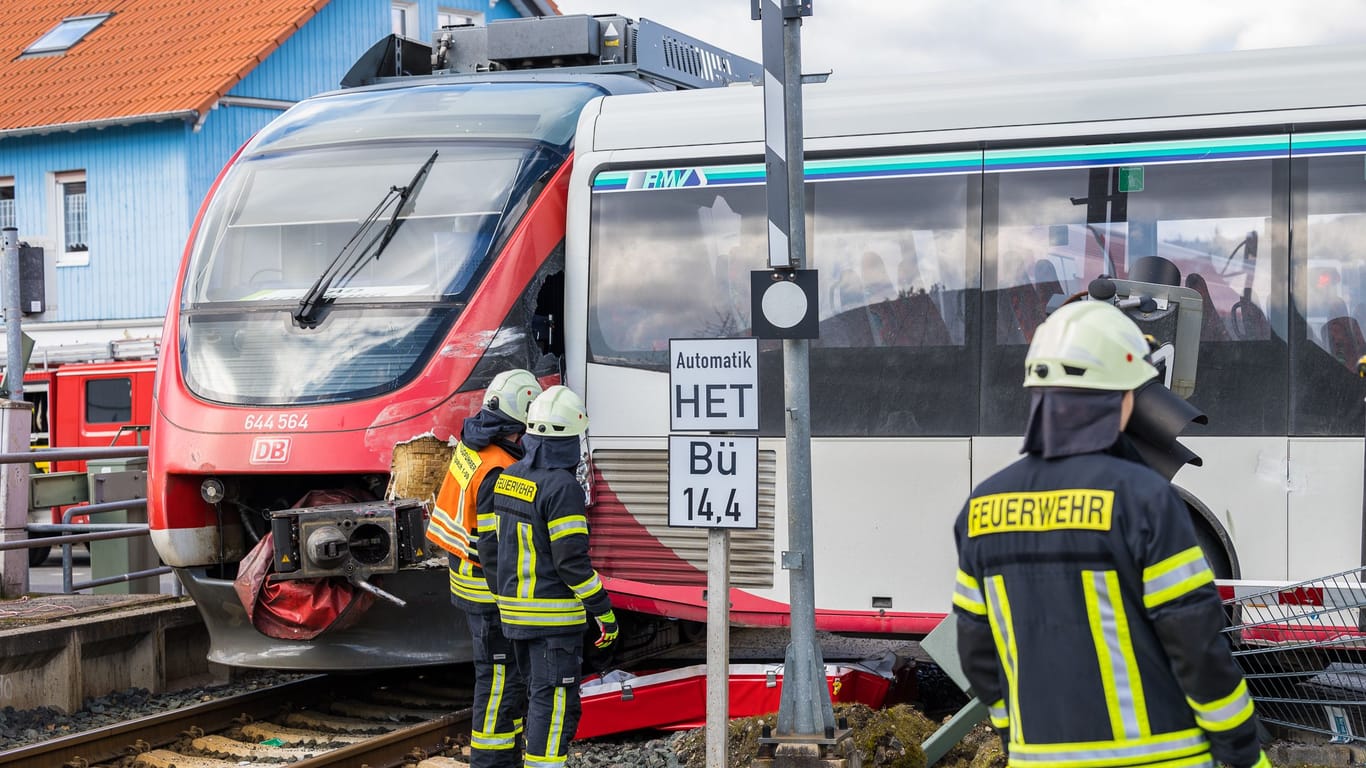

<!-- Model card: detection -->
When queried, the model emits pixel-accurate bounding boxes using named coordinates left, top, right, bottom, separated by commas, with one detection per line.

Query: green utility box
left=919, top=618, right=988, bottom=767
left=85, top=456, right=156, bottom=594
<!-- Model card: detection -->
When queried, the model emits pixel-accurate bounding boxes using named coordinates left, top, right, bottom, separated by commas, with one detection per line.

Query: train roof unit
left=343, top=13, right=762, bottom=92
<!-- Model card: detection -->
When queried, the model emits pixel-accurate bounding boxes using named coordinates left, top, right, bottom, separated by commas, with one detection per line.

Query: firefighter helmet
left=1024, top=301, right=1158, bottom=391
left=484, top=369, right=543, bottom=425
left=527, top=385, right=589, bottom=437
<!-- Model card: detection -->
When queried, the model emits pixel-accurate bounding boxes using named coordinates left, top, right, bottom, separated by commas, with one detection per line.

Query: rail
left=0, top=673, right=475, bottom=767
left=0, top=676, right=336, bottom=767
left=0, top=444, right=176, bottom=595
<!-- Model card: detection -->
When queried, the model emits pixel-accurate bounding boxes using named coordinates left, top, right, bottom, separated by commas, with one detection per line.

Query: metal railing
left=0, top=444, right=179, bottom=595
left=1223, top=569, right=1366, bottom=742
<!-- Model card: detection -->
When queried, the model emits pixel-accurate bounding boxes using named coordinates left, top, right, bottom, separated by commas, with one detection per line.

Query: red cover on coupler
left=232, top=489, right=376, bottom=640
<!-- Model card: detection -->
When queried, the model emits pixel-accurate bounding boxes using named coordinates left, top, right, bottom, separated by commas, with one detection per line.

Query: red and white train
left=147, top=15, right=760, bottom=668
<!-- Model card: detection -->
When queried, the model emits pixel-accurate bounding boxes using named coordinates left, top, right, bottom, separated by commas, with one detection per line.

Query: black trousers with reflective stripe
left=512, top=633, right=583, bottom=766
left=467, top=610, right=526, bottom=768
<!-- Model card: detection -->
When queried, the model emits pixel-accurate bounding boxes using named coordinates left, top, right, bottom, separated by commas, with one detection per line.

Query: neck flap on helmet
left=1021, top=388, right=1125, bottom=460
left=522, top=434, right=582, bottom=470
left=461, top=408, right=526, bottom=451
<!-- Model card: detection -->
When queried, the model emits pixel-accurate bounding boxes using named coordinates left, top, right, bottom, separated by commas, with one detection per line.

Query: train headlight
left=200, top=478, right=226, bottom=504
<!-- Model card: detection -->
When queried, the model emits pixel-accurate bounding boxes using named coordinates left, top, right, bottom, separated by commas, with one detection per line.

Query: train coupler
left=267, top=499, right=428, bottom=587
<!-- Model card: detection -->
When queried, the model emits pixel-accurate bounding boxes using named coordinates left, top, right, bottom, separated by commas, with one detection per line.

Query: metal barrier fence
left=0, top=444, right=178, bottom=595
left=1222, top=569, right=1366, bottom=743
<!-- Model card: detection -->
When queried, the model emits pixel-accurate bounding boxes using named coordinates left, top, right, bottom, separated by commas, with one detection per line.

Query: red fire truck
left=22, top=356, right=156, bottom=565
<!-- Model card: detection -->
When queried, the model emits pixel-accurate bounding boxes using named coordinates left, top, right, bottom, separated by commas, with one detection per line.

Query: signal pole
left=0, top=228, right=28, bottom=597
left=751, top=1, right=841, bottom=761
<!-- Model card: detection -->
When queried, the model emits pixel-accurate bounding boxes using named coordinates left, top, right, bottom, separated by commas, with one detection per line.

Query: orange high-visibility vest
left=426, top=441, right=516, bottom=563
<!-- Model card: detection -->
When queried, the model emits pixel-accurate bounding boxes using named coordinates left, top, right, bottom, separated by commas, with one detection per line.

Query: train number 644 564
left=243, top=413, right=310, bottom=431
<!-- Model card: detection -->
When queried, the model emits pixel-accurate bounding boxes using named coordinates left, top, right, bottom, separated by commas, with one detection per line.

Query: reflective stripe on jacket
left=952, top=450, right=1265, bottom=768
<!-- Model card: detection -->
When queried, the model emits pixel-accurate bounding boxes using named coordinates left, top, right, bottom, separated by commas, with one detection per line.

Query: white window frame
left=438, top=8, right=483, bottom=28
left=52, top=170, right=88, bottom=267
left=0, top=177, right=14, bottom=232
left=392, top=2, right=418, bottom=37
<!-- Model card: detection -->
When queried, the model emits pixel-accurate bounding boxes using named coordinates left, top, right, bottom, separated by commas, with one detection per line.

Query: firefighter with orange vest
left=479, top=385, right=617, bottom=768
left=427, top=368, right=543, bottom=768
left=953, top=300, right=1269, bottom=768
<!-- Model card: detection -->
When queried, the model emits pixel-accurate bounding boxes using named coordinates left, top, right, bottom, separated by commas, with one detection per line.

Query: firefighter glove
left=594, top=610, right=619, bottom=649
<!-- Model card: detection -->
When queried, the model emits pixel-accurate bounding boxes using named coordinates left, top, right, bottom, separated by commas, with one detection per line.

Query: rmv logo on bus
left=250, top=437, right=291, bottom=464
left=630, top=168, right=707, bottom=190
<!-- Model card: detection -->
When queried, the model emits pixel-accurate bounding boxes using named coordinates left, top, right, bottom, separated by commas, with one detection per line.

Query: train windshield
left=186, top=144, right=528, bottom=306
left=178, top=81, right=602, bottom=406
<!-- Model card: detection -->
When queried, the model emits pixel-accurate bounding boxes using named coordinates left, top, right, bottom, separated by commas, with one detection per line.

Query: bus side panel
left=969, top=437, right=1024, bottom=489
left=1177, top=437, right=1288, bottom=581
left=810, top=437, right=969, bottom=615
left=584, top=364, right=668, bottom=438
left=1288, top=437, right=1364, bottom=580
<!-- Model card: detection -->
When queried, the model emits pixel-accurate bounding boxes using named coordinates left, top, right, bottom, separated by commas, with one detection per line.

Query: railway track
left=0, top=672, right=474, bottom=768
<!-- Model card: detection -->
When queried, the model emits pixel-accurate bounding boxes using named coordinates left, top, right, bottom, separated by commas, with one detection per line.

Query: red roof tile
left=0, top=0, right=329, bottom=133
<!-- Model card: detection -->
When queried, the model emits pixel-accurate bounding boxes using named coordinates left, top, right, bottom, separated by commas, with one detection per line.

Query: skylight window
left=22, top=14, right=111, bottom=56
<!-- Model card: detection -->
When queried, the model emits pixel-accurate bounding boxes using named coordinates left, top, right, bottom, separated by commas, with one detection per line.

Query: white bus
left=564, top=42, right=1366, bottom=636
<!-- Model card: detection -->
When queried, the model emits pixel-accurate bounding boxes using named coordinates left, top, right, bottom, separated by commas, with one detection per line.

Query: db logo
left=250, top=437, right=291, bottom=464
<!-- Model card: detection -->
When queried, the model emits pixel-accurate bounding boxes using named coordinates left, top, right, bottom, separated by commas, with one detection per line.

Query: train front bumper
left=175, top=564, right=469, bottom=670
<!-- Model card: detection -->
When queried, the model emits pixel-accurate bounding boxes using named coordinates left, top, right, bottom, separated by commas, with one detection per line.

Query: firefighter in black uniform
left=953, top=300, right=1268, bottom=768
left=479, top=385, right=617, bottom=768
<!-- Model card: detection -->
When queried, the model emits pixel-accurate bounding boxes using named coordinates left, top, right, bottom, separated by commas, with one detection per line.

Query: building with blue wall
left=0, top=0, right=555, bottom=362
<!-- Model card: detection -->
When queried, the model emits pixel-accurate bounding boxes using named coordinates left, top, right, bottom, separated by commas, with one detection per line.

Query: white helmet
left=527, top=385, right=589, bottom=437
left=483, top=369, right=543, bottom=425
left=1024, top=301, right=1158, bottom=392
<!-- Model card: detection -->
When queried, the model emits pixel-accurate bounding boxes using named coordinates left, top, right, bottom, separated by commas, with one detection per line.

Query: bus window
left=806, top=169, right=978, bottom=436
left=589, top=184, right=761, bottom=360
left=984, top=138, right=1289, bottom=436
left=809, top=174, right=971, bottom=349
left=588, top=152, right=979, bottom=436
left=1291, top=137, right=1366, bottom=436
left=86, top=377, right=133, bottom=423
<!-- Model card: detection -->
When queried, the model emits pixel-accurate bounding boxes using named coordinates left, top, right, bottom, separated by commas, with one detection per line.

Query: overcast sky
left=553, top=0, right=1366, bottom=78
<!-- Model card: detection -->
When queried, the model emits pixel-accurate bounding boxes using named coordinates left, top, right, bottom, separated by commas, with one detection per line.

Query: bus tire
left=28, top=544, right=51, bottom=568
left=1174, top=486, right=1238, bottom=580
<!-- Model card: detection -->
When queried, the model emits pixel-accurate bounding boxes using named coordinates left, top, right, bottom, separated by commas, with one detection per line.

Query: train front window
left=186, top=143, right=527, bottom=306
left=174, top=79, right=606, bottom=406
left=182, top=309, right=450, bottom=405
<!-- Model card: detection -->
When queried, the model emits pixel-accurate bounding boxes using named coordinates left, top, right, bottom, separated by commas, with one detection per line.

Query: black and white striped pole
left=751, top=0, right=835, bottom=757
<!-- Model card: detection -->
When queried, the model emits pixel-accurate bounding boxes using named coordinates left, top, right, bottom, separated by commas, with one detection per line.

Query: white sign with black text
left=668, top=435, right=758, bottom=529
left=669, top=338, right=759, bottom=432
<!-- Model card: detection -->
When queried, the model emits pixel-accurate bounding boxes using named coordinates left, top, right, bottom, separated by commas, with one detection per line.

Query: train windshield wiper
left=293, top=150, right=439, bottom=327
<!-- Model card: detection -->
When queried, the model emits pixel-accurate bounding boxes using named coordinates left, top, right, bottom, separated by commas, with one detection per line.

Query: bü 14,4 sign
left=668, top=435, right=758, bottom=529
